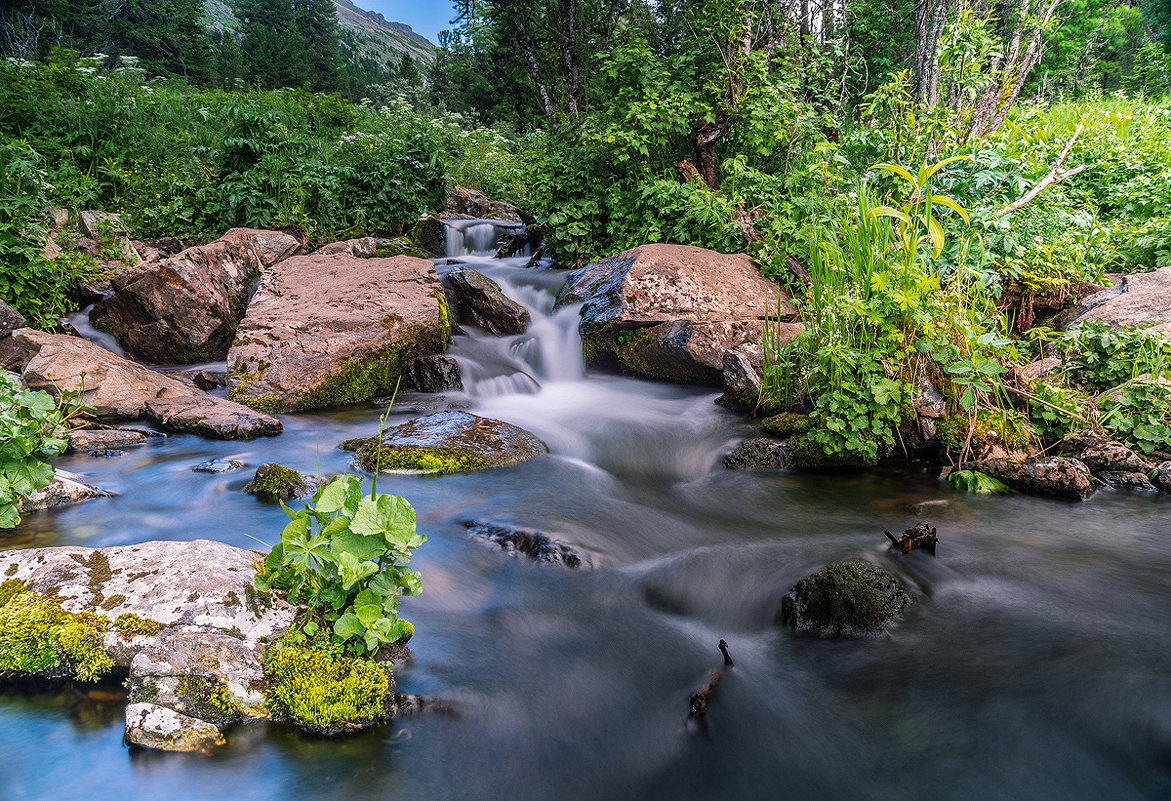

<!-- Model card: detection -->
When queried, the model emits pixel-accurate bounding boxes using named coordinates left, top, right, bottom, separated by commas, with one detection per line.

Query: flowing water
left=3, top=227, right=1171, bottom=801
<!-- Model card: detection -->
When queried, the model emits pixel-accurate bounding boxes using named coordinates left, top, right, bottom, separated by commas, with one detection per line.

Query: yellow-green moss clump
left=760, top=412, right=812, bottom=439
left=243, top=463, right=307, bottom=500
left=114, top=612, right=164, bottom=638
left=0, top=580, right=114, bottom=682
left=937, top=412, right=1033, bottom=454
left=263, top=629, right=393, bottom=734
left=348, top=442, right=489, bottom=474
left=176, top=674, right=237, bottom=725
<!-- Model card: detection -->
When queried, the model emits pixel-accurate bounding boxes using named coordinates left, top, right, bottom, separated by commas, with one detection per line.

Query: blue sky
left=360, top=1, right=460, bottom=46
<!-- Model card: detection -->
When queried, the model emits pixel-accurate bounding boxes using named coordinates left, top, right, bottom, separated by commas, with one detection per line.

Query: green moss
left=114, top=612, right=163, bottom=638
left=6, top=564, right=17, bottom=577
left=131, top=679, right=160, bottom=704
left=225, top=591, right=241, bottom=607
left=229, top=390, right=284, bottom=415
left=263, top=630, right=392, bottom=734
left=100, top=594, right=126, bottom=611
left=344, top=439, right=488, bottom=474
left=782, top=558, right=912, bottom=636
left=607, top=328, right=721, bottom=386
left=0, top=585, right=113, bottom=682
left=786, top=433, right=878, bottom=470
left=937, top=412, right=1034, bottom=454
left=0, top=578, right=29, bottom=606
left=176, top=674, right=237, bottom=724
left=760, top=413, right=812, bottom=439
left=243, top=463, right=307, bottom=500
left=243, top=583, right=272, bottom=617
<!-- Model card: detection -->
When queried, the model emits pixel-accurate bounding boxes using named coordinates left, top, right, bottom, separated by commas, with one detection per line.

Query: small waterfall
left=443, top=219, right=527, bottom=258
left=65, top=304, right=127, bottom=358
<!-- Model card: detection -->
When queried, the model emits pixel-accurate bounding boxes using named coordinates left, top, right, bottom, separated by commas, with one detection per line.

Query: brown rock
left=226, top=252, right=450, bottom=412
left=92, top=228, right=301, bottom=364
left=0, top=329, right=280, bottom=439
left=444, top=268, right=530, bottom=335
left=442, top=186, right=529, bottom=223
left=556, top=244, right=801, bottom=386
left=972, top=456, right=1094, bottom=500
left=67, top=428, right=151, bottom=453
left=0, top=299, right=26, bottom=337
left=1072, top=266, right=1171, bottom=328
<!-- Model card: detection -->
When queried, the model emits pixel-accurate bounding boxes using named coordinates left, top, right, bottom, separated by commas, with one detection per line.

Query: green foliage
left=948, top=469, right=1015, bottom=494
left=263, top=622, right=392, bottom=732
left=0, top=582, right=114, bottom=682
left=254, top=475, right=425, bottom=656
left=1029, top=381, right=1091, bottom=443
left=1059, top=320, right=1171, bottom=390
left=1100, top=377, right=1171, bottom=454
left=0, top=370, right=82, bottom=529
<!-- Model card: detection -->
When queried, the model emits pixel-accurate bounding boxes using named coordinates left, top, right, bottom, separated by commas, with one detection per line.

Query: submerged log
left=885, top=522, right=938, bottom=556
left=687, top=640, right=734, bottom=734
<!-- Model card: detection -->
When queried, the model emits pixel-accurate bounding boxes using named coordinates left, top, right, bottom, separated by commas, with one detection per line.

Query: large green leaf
left=315, top=475, right=358, bottom=513
left=332, top=528, right=385, bottom=561
left=333, top=612, right=364, bottom=641
left=338, top=551, right=379, bottom=590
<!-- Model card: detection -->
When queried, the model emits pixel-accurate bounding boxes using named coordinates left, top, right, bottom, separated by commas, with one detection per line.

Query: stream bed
left=2, top=244, right=1170, bottom=801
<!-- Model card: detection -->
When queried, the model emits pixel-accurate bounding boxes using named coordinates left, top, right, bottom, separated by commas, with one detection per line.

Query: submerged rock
left=340, top=411, right=547, bottom=474
left=972, top=456, right=1095, bottom=500
left=226, top=249, right=450, bottom=413
left=556, top=244, right=802, bottom=386
left=0, top=329, right=281, bottom=440
left=464, top=521, right=595, bottom=567
left=723, top=438, right=788, bottom=470
left=192, top=459, right=245, bottom=474
left=92, top=228, right=301, bottom=364
left=780, top=558, right=913, bottom=637
left=443, top=268, right=530, bottom=335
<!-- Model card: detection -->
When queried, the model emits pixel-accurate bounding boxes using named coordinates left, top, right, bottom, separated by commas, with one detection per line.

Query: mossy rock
left=263, top=630, right=394, bottom=735
left=780, top=558, right=912, bottom=637
left=760, top=412, right=812, bottom=438
left=786, top=433, right=878, bottom=471
left=341, top=411, right=548, bottom=475
left=244, top=463, right=309, bottom=501
left=0, top=579, right=114, bottom=682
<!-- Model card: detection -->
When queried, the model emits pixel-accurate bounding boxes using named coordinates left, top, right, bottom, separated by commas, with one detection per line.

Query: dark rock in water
left=373, top=393, right=470, bottom=415
left=972, top=456, right=1094, bottom=500
left=555, top=244, right=802, bottom=386
left=406, top=354, right=463, bottom=393
left=169, top=369, right=224, bottom=391
left=443, top=268, right=530, bottom=335
left=780, top=558, right=913, bottom=637
left=243, top=463, right=311, bottom=500
left=340, top=411, right=547, bottom=474
left=1154, top=461, right=1171, bottom=493
left=0, top=299, right=26, bottom=338
left=885, top=522, right=938, bottom=555
left=715, top=350, right=763, bottom=412
left=723, top=438, right=788, bottom=470
left=464, top=521, right=594, bottom=568
left=193, top=458, right=245, bottom=473
left=1095, top=471, right=1158, bottom=492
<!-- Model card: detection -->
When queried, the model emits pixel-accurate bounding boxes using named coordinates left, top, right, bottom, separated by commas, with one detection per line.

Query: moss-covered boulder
left=760, top=412, right=812, bottom=438
left=723, top=438, right=789, bottom=470
left=243, top=463, right=311, bottom=501
left=226, top=251, right=451, bottom=413
left=341, top=411, right=547, bottom=474
left=780, top=558, right=913, bottom=637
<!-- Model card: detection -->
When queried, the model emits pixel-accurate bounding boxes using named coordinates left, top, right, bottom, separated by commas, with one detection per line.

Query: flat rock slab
left=92, top=228, right=301, bottom=364
left=342, top=411, right=547, bottom=474
left=556, top=244, right=802, bottom=386
left=1072, top=266, right=1171, bottom=328
left=0, top=329, right=280, bottom=439
left=226, top=248, right=450, bottom=412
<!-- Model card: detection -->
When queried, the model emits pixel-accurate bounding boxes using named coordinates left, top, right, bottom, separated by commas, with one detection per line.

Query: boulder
left=971, top=456, right=1095, bottom=500
left=1095, top=471, right=1157, bottom=492
left=405, top=354, right=463, bottom=393
left=555, top=244, right=802, bottom=386
left=760, top=413, right=812, bottom=439
left=0, top=299, right=26, bottom=338
left=92, top=228, right=300, bottom=364
left=464, top=521, right=596, bottom=568
left=226, top=251, right=450, bottom=413
left=340, top=411, right=547, bottom=474
left=780, top=558, right=913, bottom=637
left=0, top=540, right=297, bottom=752
left=442, top=186, right=529, bottom=223
left=0, top=329, right=281, bottom=439
left=78, top=210, right=140, bottom=266
left=1063, top=438, right=1153, bottom=474
left=1071, top=267, right=1171, bottom=328
left=17, top=469, right=110, bottom=513
left=723, top=438, right=789, bottom=470
left=443, top=268, right=530, bottom=335
left=716, top=350, right=763, bottom=411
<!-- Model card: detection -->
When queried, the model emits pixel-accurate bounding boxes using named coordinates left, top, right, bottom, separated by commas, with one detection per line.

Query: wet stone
left=192, top=459, right=246, bottom=474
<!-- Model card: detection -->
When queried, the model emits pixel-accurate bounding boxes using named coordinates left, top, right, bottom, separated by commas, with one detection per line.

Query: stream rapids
left=2, top=226, right=1170, bottom=801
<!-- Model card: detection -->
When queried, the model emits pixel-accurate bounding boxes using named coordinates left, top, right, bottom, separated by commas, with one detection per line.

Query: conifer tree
left=235, top=0, right=309, bottom=89
left=295, top=0, right=343, bottom=92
